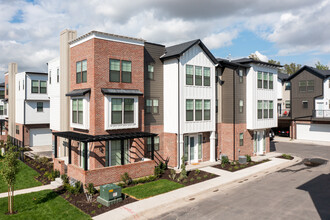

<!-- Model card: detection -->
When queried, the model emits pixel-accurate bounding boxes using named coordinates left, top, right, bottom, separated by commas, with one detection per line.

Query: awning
left=66, top=88, right=91, bottom=97
left=101, top=88, right=143, bottom=96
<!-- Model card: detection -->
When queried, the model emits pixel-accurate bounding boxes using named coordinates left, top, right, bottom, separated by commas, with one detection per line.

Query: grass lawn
left=0, top=190, right=91, bottom=219
left=122, top=179, right=184, bottom=199
left=0, top=158, right=42, bottom=193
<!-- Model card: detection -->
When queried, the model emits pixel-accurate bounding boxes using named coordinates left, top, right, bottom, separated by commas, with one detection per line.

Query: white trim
left=70, top=94, right=90, bottom=130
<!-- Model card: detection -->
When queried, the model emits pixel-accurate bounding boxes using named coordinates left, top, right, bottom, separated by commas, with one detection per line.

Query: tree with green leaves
left=0, top=143, right=19, bottom=214
left=248, top=53, right=260, bottom=61
left=283, top=63, right=302, bottom=75
left=315, top=61, right=329, bottom=70
left=268, top=59, right=281, bottom=65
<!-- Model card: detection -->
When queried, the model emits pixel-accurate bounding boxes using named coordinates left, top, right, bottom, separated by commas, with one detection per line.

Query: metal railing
left=313, top=110, right=330, bottom=118
left=278, top=109, right=291, bottom=117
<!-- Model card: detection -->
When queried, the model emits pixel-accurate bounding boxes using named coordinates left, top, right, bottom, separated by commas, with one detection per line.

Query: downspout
left=233, top=67, right=239, bottom=161
left=177, top=57, right=181, bottom=169
left=23, top=74, right=27, bottom=147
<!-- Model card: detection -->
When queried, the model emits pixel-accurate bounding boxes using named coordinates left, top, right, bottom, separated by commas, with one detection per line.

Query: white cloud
left=203, top=30, right=238, bottom=50
left=254, top=51, right=268, bottom=62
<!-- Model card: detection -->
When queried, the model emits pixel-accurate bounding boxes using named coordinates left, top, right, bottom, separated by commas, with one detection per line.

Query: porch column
left=151, top=136, right=155, bottom=160
left=68, top=139, right=72, bottom=164
left=54, top=135, right=57, bottom=158
left=121, top=139, right=124, bottom=165
left=210, top=131, right=216, bottom=162
left=178, top=134, right=184, bottom=168
left=83, top=141, right=88, bottom=171
left=0, top=121, right=2, bottom=135
left=105, top=141, right=109, bottom=167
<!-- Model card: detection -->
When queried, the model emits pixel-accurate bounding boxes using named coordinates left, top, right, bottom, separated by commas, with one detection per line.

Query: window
left=285, top=82, right=291, bottom=90
left=110, top=59, right=120, bottom=82
left=263, top=72, right=268, bottom=89
left=146, top=99, right=152, bottom=114
left=195, top=66, right=202, bottom=86
left=124, top=98, right=134, bottom=123
left=239, top=69, right=243, bottom=83
left=37, top=102, right=43, bottom=112
left=32, top=80, right=39, bottom=93
left=147, top=65, right=154, bottom=80
left=111, top=98, right=135, bottom=125
left=76, top=60, right=87, bottom=83
left=285, top=100, right=291, bottom=109
left=40, top=81, right=47, bottom=94
left=49, top=71, right=51, bottom=84
left=147, top=136, right=160, bottom=151
left=269, top=101, right=273, bottom=118
left=302, top=101, right=308, bottom=108
left=110, top=140, right=121, bottom=166
left=264, top=101, right=268, bottom=118
left=16, top=125, right=19, bottom=134
left=57, top=69, right=59, bottom=83
left=204, top=100, right=211, bottom=120
left=239, top=133, right=243, bottom=146
left=0, top=90, right=4, bottom=99
left=145, top=99, right=159, bottom=114
left=72, top=99, right=83, bottom=124
left=6, top=84, right=8, bottom=95
left=0, top=106, right=3, bottom=115
left=186, top=99, right=194, bottom=121
left=257, top=71, right=262, bottom=88
left=257, top=100, right=262, bottom=119
left=204, top=67, right=210, bottom=86
left=111, top=98, right=122, bottom=124
left=299, top=81, right=307, bottom=92
left=121, top=61, right=132, bottom=83
left=239, top=100, right=243, bottom=113
left=186, top=65, right=194, bottom=85
left=195, top=99, right=202, bottom=121
left=307, top=80, right=314, bottom=92
left=269, top=73, right=273, bottom=89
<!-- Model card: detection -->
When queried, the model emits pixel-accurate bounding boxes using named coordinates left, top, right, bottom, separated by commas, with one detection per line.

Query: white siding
left=297, top=124, right=330, bottom=142
left=25, top=101, right=50, bottom=124
left=48, top=57, right=61, bottom=131
left=277, top=79, right=282, bottom=100
left=26, top=74, right=49, bottom=101
left=15, top=72, right=25, bottom=124
left=315, top=77, right=330, bottom=111
left=163, top=58, right=179, bottom=133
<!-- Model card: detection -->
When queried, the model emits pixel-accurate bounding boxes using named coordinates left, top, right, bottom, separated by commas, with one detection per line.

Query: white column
left=210, top=131, right=216, bottom=162
left=178, top=134, right=184, bottom=168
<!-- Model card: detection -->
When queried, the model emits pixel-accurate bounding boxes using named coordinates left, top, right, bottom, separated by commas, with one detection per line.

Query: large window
left=257, top=72, right=262, bottom=88
left=76, top=60, right=87, bottom=83
left=147, top=65, right=154, bottom=80
left=186, top=99, right=194, bottom=121
left=186, top=65, right=194, bottom=85
left=195, top=99, right=202, bottom=121
left=269, top=73, right=273, bottom=89
left=263, top=101, right=268, bottom=119
left=124, top=99, right=134, bottom=123
left=145, top=99, right=159, bottom=114
left=122, top=61, right=132, bottom=83
left=263, top=72, right=268, bottom=89
left=31, top=80, right=47, bottom=94
left=204, top=67, right=210, bottom=86
left=32, top=80, right=39, bottom=93
left=258, top=100, right=274, bottom=119
left=186, top=99, right=211, bottom=122
left=111, top=98, right=135, bottom=125
left=110, top=140, right=129, bottom=166
left=269, top=101, right=273, bottom=118
left=110, top=59, right=120, bottom=82
left=147, top=136, right=160, bottom=151
left=37, top=102, right=43, bottom=112
left=204, top=100, right=210, bottom=120
left=72, top=99, right=83, bottom=124
left=299, top=80, right=314, bottom=92
left=195, top=66, right=202, bottom=86
left=40, top=81, right=47, bottom=94
left=257, top=100, right=263, bottom=119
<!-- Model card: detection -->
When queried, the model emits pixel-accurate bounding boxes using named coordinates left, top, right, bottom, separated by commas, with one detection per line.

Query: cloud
left=203, top=30, right=238, bottom=50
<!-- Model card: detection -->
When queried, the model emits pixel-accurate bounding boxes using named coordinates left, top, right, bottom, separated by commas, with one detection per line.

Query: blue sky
left=1, top=0, right=330, bottom=80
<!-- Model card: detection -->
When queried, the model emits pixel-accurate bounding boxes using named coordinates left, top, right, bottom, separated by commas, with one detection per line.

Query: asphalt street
left=157, top=140, right=330, bottom=220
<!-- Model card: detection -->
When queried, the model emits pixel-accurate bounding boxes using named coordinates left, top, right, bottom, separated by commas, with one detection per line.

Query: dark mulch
left=277, top=155, right=294, bottom=160
left=24, top=156, right=53, bottom=184
left=213, top=159, right=270, bottom=172
left=55, top=187, right=137, bottom=217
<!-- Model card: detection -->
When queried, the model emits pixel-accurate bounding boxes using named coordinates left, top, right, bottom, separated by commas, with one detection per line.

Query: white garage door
left=29, top=128, right=52, bottom=147
left=297, top=124, right=330, bottom=142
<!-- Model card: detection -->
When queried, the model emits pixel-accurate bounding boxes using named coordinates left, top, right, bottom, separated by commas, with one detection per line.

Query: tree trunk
left=12, top=185, right=14, bottom=214
left=9, top=185, right=12, bottom=214
left=7, top=186, right=9, bottom=214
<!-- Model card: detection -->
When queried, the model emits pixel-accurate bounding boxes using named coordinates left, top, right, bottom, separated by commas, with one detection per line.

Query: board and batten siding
left=25, top=101, right=50, bottom=124
left=246, top=64, right=278, bottom=130
left=48, top=57, right=61, bottom=131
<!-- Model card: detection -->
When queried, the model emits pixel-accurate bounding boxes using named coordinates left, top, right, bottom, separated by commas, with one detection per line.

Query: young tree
left=268, top=59, right=281, bottom=65
left=283, top=63, right=302, bottom=75
left=0, top=145, right=19, bottom=214
left=248, top=53, right=260, bottom=61
left=315, top=61, right=329, bottom=70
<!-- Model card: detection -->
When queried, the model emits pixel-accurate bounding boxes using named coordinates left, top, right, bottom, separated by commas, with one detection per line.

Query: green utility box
left=97, top=184, right=122, bottom=207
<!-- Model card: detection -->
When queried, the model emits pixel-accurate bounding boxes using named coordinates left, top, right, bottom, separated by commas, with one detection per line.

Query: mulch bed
left=159, top=169, right=218, bottom=186
left=24, top=155, right=53, bottom=184
left=276, top=155, right=294, bottom=160
left=212, top=159, right=270, bottom=172
left=55, top=187, right=137, bottom=217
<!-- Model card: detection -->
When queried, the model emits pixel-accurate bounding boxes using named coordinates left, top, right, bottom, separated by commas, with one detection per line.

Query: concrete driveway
left=157, top=141, right=330, bottom=220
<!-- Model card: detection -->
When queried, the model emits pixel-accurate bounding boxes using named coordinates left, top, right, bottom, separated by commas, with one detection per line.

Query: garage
left=296, top=123, right=330, bottom=142
left=29, top=128, right=52, bottom=147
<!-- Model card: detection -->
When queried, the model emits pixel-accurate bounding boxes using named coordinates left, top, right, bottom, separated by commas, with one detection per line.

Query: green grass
left=0, top=190, right=91, bottom=219
left=122, top=179, right=184, bottom=199
left=0, top=159, right=42, bottom=193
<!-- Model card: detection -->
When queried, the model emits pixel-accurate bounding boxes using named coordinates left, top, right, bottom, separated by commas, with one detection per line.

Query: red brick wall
left=202, top=132, right=210, bottom=162
left=163, top=132, right=177, bottom=167
left=54, top=158, right=65, bottom=175
left=68, top=160, right=156, bottom=186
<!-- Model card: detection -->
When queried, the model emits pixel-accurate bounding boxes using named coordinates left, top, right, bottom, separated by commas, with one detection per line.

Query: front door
left=254, top=131, right=265, bottom=155
left=316, top=102, right=324, bottom=117
left=186, top=134, right=202, bottom=164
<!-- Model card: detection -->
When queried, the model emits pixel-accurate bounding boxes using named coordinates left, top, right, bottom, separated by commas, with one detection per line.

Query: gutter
left=23, top=74, right=27, bottom=147
left=233, top=66, right=240, bottom=161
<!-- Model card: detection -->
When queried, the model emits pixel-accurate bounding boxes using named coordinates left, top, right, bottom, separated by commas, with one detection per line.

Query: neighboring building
left=288, top=66, right=330, bottom=141
left=0, top=82, right=8, bottom=141
left=277, top=72, right=291, bottom=131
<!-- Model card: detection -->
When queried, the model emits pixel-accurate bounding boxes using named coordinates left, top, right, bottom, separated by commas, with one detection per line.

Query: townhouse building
left=287, top=66, right=330, bottom=141
left=277, top=72, right=291, bottom=131
left=0, top=82, right=8, bottom=141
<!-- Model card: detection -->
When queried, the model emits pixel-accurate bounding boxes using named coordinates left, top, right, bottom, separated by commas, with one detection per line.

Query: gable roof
left=233, top=58, right=282, bottom=68
left=278, top=72, right=290, bottom=81
left=217, top=58, right=250, bottom=68
left=160, top=39, right=218, bottom=64
left=288, top=65, right=330, bottom=81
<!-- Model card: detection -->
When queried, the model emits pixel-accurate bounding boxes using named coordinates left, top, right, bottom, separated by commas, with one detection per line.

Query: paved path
left=0, top=184, right=57, bottom=198
left=157, top=141, right=330, bottom=220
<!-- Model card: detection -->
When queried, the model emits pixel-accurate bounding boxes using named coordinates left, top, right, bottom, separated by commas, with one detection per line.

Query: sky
left=1, top=0, right=330, bottom=82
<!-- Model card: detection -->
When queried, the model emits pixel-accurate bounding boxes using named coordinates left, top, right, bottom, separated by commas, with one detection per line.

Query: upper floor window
left=257, top=72, right=262, bottom=88
left=32, top=80, right=39, bottom=93
left=0, top=106, right=3, bottom=115
left=239, top=100, right=244, bottom=113
left=186, top=65, right=194, bottom=85
left=146, top=99, right=159, bottom=114
left=49, top=71, right=51, bottom=84
left=204, top=100, right=211, bottom=120
left=122, top=61, right=132, bottom=83
left=258, top=72, right=273, bottom=90
left=4, top=104, right=7, bottom=115
left=72, top=99, right=83, bottom=124
left=57, top=69, right=59, bottom=83
left=186, top=99, right=211, bottom=122
left=269, top=73, right=273, bottom=89
left=239, top=69, right=243, bottom=83
left=264, top=100, right=268, bottom=118
left=285, top=82, right=291, bottom=90
left=258, top=100, right=274, bottom=119
left=37, top=102, right=43, bottom=112
left=109, top=59, right=131, bottom=83
left=257, top=100, right=263, bottom=119
left=40, top=81, right=47, bottom=94
left=111, top=98, right=134, bottom=124
left=0, top=90, right=4, bottom=99
left=32, top=80, right=47, bottom=94
left=76, top=60, right=87, bottom=84
left=195, top=66, right=202, bottom=86
left=204, top=67, right=210, bottom=86
left=147, top=65, right=154, bottom=80
left=263, top=72, right=268, bottom=89
left=195, top=99, right=202, bottom=120
left=269, top=101, right=273, bottom=118
left=186, top=99, right=194, bottom=121
left=285, top=100, right=291, bottom=108
left=299, top=80, right=314, bottom=92
left=110, top=59, right=120, bottom=82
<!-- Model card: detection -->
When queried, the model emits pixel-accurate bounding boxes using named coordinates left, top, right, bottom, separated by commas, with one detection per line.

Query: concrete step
left=51, top=177, right=63, bottom=187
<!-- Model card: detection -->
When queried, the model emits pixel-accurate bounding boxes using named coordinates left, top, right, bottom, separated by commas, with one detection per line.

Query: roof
left=66, top=88, right=91, bottom=97
left=288, top=65, right=330, bottom=81
left=277, top=72, right=290, bottom=81
left=233, top=58, right=283, bottom=68
left=217, top=58, right=250, bottom=68
left=101, top=88, right=143, bottom=96
left=26, top=72, right=48, bottom=75
left=160, top=39, right=218, bottom=64
left=53, top=131, right=157, bottom=142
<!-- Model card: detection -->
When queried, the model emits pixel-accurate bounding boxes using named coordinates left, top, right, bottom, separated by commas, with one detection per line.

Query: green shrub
left=121, top=172, right=132, bottom=186
left=230, top=161, right=235, bottom=166
left=117, top=182, right=125, bottom=188
left=282, top=154, right=292, bottom=159
left=250, top=162, right=255, bottom=165
left=179, top=156, right=187, bottom=181
left=61, top=174, right=69, bottom=185
left=196, top=176, right=201, bottom=180
left=91, top=210, right=96, bottom=215
left=98, top=204, right=102, bottom=209
left=36, top=165, right=40, bottom=169
left=183, top=179, right=188, bottom=184
left=221, top=164, right=225, bottom=168
left=168, top=169, right=176, bottom=180
left=240, top=165, right=246, bottom=169
left=39, top=157, right=49, bottom=166
left=203, top=174, right=208, bottom=178
left=221, top=156, right=229, bottom=165
left=234, top=165, right=239, bottom=170
left=190, top=178, right=194, bottom=182
left=154, top=166, right=162, bottom=178
left=194, top=169, right=201, bottom=175
left=85, top=183, right=96, bottom=195
left=40, top=168, right=46, bottom=172
left=159, top=161, right=167, bottom=172
left=246, top=155, right=252, bottom=162
left=228, top=167, right=233, bottom=171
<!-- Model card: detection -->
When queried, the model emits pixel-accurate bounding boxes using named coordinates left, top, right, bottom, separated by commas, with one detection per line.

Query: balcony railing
left=313, top=110, right=330, bottom=118
left=278, top=109, right=291, bottom=117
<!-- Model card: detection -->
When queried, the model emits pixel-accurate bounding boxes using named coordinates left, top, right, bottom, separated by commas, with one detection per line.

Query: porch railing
left=313, top=110, right=330, bottom=118
left=278, top=109, right=291, bottom=117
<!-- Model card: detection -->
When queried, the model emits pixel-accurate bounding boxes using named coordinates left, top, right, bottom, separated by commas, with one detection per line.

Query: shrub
left=183, top=179, right=188, bottom=184
left=203, top=174, right=208, bottom=178
left=230, top=161, right=235, bottom=166
left=190, top=178, right=194, bottom=182
left=221, top=164, right=225, bottom=168
left=228, top=167, right=233, bottom=171
left=246, top=155, right=252, bottom=162
left=240, top=164, right=246, bottom=169
left=39, top=157, right=49, bottom=166
left=168, top=169, right=176, bottom=180
left=98, top=204, right=102, bottom=209
left=196, top=176, right=201, bottom=180
left=179, top=156, right=187, bottom=181
left=74, top=181, right=83, bottom=194
left=194, top=169, right=201, bottom=175
left=91, top=210, right=96, bottom=215
left=40, top=168, right=46, bottom=172
left=61, top=174, right=69, bottom=185
left=282, top=154, right=292, bottom=159
left=121, top=172, right=132, bottom=186
left=36, top=165, right=40, bottom=169
left=159, top=161, right=167, bottom=172
left=154, top=166, right=162, bottom=178
left=221, top=156, right=229, bottom=165
left=234, top=165, right=239, bottom=170
left=85, top=183, right=96, bottom=202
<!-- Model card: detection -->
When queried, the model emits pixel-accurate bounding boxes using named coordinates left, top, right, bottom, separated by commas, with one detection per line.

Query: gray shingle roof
left=101, top=88, right=143, bottom=96
left=66, top=88, right=91, bottom=97
left=233, top=58, right=282, bottom=68
left=278, top=72, right=289, bottom=81
left=288, top=65, right=330, bottom=81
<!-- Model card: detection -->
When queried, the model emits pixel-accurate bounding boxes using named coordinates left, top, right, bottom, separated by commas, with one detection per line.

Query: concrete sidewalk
left=274, top=136, right=330, bottom=146
left=94, top=155, right=301, bottom=220
left=0, top=184, right=57, bottom=198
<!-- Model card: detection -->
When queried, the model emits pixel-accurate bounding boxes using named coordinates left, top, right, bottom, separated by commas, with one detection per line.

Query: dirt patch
left=276, top=155, right=294, bottom=160
left=303, top=158, right=327, bottom=167
left=212, top=159, right=270, bottom=172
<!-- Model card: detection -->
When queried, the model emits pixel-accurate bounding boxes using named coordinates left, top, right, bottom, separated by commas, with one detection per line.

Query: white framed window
left=147, top=136, right=160, bottom=151
left=70, top=95, right=90, bottom=130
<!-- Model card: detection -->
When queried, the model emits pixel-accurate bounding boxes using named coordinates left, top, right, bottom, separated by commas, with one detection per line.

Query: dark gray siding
left=144, top=42, right=165, bottom=125
left=221, top=67, right=246, bottom=124
left=290, top=70, right=323, bottom=119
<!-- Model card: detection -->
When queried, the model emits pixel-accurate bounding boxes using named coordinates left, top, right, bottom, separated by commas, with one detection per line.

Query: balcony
left=313, top=110, right=330, bottom=118
left=278, top=109, right=291, bottom=118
